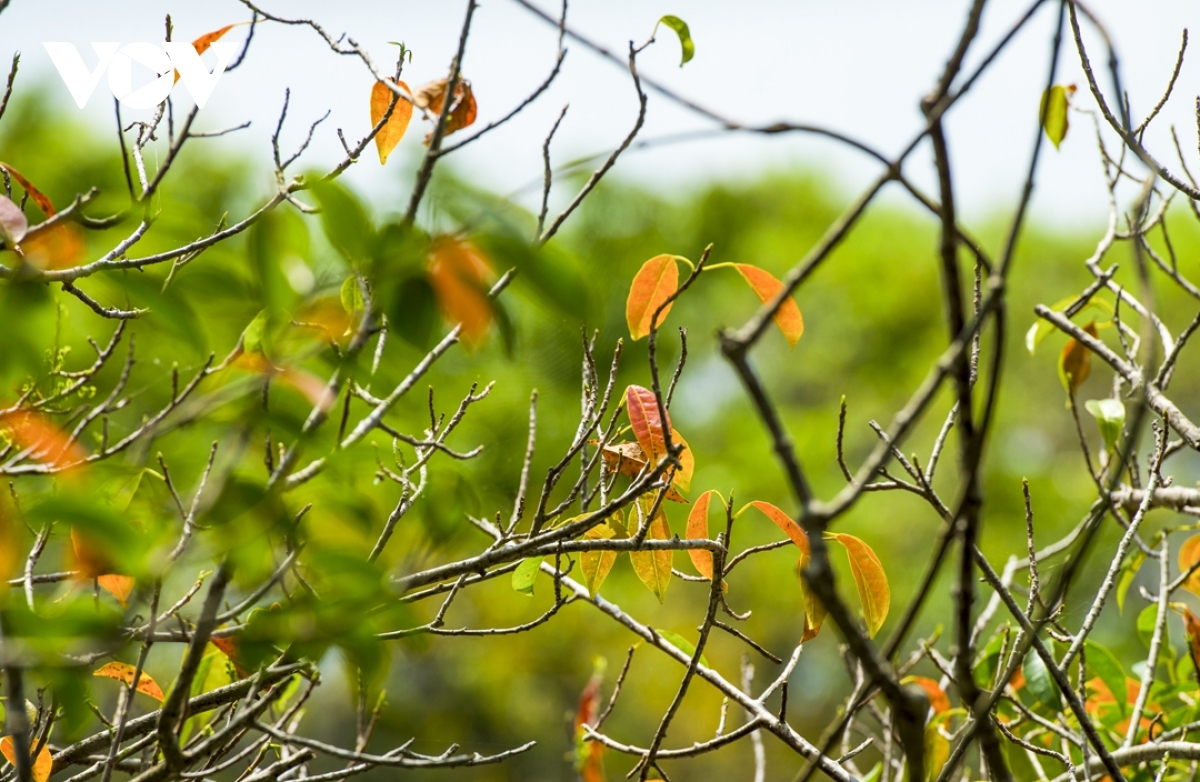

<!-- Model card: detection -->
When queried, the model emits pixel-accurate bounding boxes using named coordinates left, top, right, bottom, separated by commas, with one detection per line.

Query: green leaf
left=1026, top=296, right=1113, bottom=354
left=307, top=177, right=373, bottom=263
left=1023, top=651, right=1063, bottom=713
left=860, top=763, right=883, bottom=782
left=656, top=629, right=708, bottom=667
left=1085, top=641, right=1127, bottom=718
left=1137, top=603, right=1163, bottom=651
left=656, top=15, right=694, bottom=66
left=241, top=309, right=268, bottom=354
left=511, top=557, right=544, bottom=596
left=1039, top=84, right=1070, bottom=149
left=340, top=276, right=365, bottom=315
left=1117, top=549, right=1145, bottom=614
left=1085, top=398, right=1125, bottom=451
left=384, top=275, right=438, bottom=350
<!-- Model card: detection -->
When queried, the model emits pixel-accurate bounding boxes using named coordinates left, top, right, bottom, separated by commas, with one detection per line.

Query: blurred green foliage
left=3, top=91, right=1200, bottom=781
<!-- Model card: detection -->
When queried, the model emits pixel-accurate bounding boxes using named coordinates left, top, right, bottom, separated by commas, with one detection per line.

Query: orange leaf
left=904, top=675, right=951, bottom=714
left=0, top=738, right=52, bottom=782
left=211, top=634, right=250, bottom=678
left=427, top=237, right=493, bottom=345
left=1, top=411, right=86, bottom=471
left=414, top=78, right=477, bottom=144
left=173, top=24, right=242, bottom=84
left=686, top=490, right=718, bottom=579
left=93, top=662, right=164, bottom=701
left=629, top=501, right=672, bottom=602
left=826, top=532, right=890, bottom=637
left=1058, top=321, right=1097, bottom=393
left=1185, top=607, right=1200, bottom=676
left=744, top=500, right=808, bottom=550
left=1179, top=534, right=1200, bottom=598
left=23, top=222, right=84, bottom=270
left=193, top=25, right=235, bottom=55
left=0, top=163, right=56, bottom=217
left=370, top=79, right=413, bottom=164
left=625, top=385, right=670, bottom=469
left=734, top=264, right=804, bottom=347
left=744, top=501, right=823, bottom=640
left=70, top=528, right=113, bottom=579
left=625, top=255, right=679, bottom=340
left=97, top=575, right=136, bottom=608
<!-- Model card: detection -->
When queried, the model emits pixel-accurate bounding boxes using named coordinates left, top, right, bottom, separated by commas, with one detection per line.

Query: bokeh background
left=3, top=1, right=1200, bottom=780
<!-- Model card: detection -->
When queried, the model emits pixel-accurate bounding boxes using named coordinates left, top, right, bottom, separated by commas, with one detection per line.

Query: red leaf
left=574, top=664, right=606, bottom=782
left=625, top=385, right=670, bottom=470
left=734, top=264, right=804, bottom=347
left=625, top=255, right=679, bottom=340
left=370, top=79, right=413, bottom=164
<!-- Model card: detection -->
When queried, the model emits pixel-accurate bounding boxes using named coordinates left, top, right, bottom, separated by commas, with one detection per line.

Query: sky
left=1, top=0, right=1196, bottom=227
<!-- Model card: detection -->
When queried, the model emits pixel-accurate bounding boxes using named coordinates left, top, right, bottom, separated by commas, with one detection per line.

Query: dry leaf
left=414, top=77, right=477, bottom=144
left=903, top=675, right=951, bottom=714
left=594, top=441, right=688, bottom=503
left=1, top=411, right=86, bottom=471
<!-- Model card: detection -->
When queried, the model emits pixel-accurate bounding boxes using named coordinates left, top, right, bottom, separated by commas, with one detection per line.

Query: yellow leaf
left=93, top=661, right=165, bottom=701
left=629, top=500, right=672, bottom=602
left=670, top=428, right=693, bottom=492
left=581, top=517, right=620, bottom=596
left=826, top=532, right=890, bottom=637
left=1039, top=84, right=1075, bottom=149
left=370, top=79, right=413, bottom=164
left=0, top=738, right=52, bottom=782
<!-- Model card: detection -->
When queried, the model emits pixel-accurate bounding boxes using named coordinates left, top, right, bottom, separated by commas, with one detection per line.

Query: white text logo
left=42, top=42, right=236, bottom=110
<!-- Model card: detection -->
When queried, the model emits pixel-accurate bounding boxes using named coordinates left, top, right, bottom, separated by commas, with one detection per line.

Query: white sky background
left=0, top=0, right=1196, bottom=228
